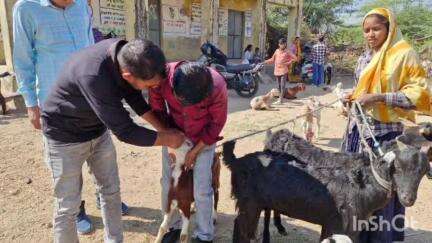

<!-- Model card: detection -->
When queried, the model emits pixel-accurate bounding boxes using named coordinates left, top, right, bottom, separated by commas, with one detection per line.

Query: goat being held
left=155, top=140, right=221, bottom=243
left=223, top=129, right=431, bottom=243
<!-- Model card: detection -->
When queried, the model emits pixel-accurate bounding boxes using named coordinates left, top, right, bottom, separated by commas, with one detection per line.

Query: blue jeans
left=161, top=145, right=216, bottom=241
left=43, top=132, right=122, bottom=243
left=313, top=63, right=325, bottom=86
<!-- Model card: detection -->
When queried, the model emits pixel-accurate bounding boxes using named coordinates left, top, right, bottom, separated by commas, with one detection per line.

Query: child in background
left=242, top=44, right=254, bottom=64
left=265, top=38, right=297, bottom=104
left=253, top=47, right=262, bottom=64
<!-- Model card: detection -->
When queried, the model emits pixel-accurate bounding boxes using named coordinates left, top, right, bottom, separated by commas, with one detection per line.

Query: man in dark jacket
left=41, top=39, right=184, bottom=243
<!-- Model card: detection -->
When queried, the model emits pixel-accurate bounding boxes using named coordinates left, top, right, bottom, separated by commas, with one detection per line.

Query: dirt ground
left=1, top=75, right=432, bottom=243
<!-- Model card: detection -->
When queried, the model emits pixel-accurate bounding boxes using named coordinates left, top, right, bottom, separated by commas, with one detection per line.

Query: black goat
left=223, top=130, right=431, bottom=243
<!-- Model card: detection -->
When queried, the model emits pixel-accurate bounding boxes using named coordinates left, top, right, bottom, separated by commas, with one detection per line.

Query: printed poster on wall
left=245, top=11, right=253, bottom=38
left=218, top=8, right=228, bottom=36
left=190, top=3, right=202, bottom=36
left=97, top=0, right=126, bottom=37
left=162, top=5, right=189, bottom=35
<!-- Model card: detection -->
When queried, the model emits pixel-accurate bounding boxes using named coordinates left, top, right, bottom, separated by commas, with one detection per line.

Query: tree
left=303, top=0, right=354, bottom=34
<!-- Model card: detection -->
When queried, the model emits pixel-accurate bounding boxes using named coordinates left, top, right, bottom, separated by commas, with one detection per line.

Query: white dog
left=250, top=88, right=280, bottom=110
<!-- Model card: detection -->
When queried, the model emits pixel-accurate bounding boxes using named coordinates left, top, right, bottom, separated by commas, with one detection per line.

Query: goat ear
left=421, top=146, right=432, bottom=161
left=395, top=134, right=423, bottom=149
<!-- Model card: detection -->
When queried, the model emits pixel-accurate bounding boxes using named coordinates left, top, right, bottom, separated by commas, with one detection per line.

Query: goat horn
left=396, top=136, right=409, bottom=150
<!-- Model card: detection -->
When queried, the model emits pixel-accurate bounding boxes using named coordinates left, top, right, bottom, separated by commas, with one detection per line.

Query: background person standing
left=311, top=35, right=328, bottom=87
left=265, top=38, right=297, bottom=104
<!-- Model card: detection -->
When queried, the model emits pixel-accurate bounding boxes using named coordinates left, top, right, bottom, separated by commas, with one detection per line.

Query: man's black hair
left=279, top=38, right=287, bottom=44
left=318, top=35, right=325, bottom=42
left=118, top=39, right=167, bottom=80
left=173, top=62, right=213, bottom=106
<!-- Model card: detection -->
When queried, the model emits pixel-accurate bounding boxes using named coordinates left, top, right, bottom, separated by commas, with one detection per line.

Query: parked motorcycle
left=198, top=42, right=262, bottom=98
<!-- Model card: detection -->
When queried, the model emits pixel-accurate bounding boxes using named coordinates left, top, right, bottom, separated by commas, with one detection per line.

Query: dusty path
left=1, top=76, right=432, bottom=242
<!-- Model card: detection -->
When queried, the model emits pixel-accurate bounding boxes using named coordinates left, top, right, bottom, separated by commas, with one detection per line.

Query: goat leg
left=316, top=116, right=321, bottom=139
left=320, top=225, right=335, bottom=242
left=212, top=189, right=219, bottom=224
left=233, top=216, right=246, bottom=243
left=273, top=211, right=287, bottom=236
left=179, top=210, right=190, bottom=243
left=155, top=210, right=175, bottom=243
left=0, top=93, right=6, bottom=115
left=262, top=209, right=271, bottom=243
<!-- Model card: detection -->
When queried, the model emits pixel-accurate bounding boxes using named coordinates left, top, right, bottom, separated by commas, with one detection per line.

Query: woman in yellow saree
left=342, top=8, right=430, bottom=243
left=289, top=37, right=302, bottom=81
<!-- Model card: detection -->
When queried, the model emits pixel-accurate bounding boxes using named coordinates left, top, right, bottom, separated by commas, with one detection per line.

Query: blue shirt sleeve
left=85, top=2, right=95, bottom=45
left=12, top=3, right=38, bottom=107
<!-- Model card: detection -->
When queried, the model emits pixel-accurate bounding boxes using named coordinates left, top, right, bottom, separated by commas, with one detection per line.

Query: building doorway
left=227, top=10, right=244, bottom=59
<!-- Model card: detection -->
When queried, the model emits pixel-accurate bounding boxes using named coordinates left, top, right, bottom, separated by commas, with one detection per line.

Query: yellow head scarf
left=352, top=8, right=430, bottom=123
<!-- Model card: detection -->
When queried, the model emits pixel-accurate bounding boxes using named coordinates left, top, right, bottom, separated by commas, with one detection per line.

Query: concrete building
left=123, top=0, right=303, bottom=60
left=0, top=0, right=302, bottom=100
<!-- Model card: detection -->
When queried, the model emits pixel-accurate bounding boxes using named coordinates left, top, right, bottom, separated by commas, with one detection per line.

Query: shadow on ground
left=0, top=109, right=27, bottom=125
left=87, top=206, right=321, bottom=242
left=404, top=228, right=432, bottom=243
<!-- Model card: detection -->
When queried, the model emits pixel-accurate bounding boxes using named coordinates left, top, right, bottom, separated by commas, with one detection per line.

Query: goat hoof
left=180, top=234, right=188, bottom=243
left=278, top=228, right=288, bottom=236
left=154, top=228, right=168, bottom=243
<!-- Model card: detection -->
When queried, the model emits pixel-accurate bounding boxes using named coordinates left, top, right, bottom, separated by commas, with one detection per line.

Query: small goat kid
left=332, top=82, right=348, bottom=117
left=155, top=140, right=221, bottom=243
left=223, top=129, right=431, bottom=242
left=250, top=88, right=280, bottom=110
left=302, top=97, right=322, bottom=142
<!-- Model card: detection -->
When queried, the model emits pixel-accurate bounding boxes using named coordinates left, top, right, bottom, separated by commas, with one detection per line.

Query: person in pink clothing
left=149, top=62, right=227, bottom=243
left=265, top=38, right=297, bottom=103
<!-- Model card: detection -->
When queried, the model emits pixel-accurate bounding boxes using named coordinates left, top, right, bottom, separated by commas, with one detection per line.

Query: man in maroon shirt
left=149, top=62, right=228, bottom=243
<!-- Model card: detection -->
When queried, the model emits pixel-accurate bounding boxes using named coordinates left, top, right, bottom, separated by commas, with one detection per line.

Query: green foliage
left=267, top=0, right=354, bottom=36
left=303, top=0, right=354, bottom=34
left=266, top=5, right=289, bottom=30
left=332, top=26, right=364, bottom=47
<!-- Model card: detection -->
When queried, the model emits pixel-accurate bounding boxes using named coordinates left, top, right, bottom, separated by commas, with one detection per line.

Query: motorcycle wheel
left=235, top=75, right=259, bottom=98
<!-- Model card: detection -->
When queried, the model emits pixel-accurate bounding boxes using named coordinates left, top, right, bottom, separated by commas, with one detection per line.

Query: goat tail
left=222, top=140, right=237, bottom=168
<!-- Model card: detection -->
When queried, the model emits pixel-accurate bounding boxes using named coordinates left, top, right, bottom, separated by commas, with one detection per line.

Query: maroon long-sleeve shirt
left=149, top=62, right=228, bottom=145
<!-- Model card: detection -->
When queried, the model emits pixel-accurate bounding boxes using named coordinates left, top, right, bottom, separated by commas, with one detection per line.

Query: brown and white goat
left=155, top=140, right=221, bottom=243
left=302, top=97, right=322, bottom=143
